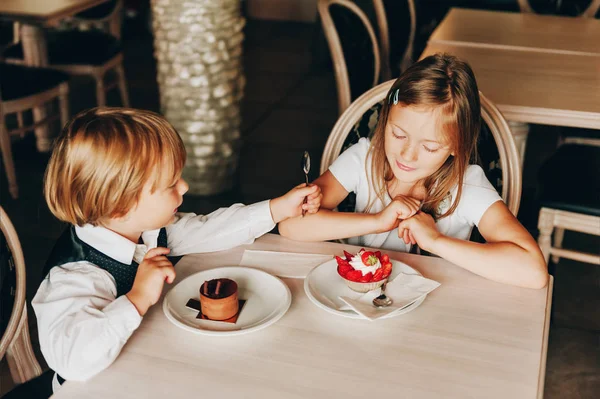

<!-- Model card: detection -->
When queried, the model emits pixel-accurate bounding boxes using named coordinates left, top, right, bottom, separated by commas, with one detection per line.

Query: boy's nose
left=178, top=179, right=189, bottom=195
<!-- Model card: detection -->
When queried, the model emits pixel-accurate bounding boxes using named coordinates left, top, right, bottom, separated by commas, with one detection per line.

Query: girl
left=279, top=53, right=548, bottom=289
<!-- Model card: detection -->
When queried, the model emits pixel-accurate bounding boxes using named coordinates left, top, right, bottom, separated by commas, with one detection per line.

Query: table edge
left=537, top=275, right=554, bottom=399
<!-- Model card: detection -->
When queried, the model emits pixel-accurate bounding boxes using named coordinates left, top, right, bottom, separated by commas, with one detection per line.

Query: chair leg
left=115, top=64, right=130, bottom=107
left=58, top=83, right=70, bottom=128
left=32, top=106, right=53, bottom=153
left=537, top=208, right=554, bottom=265
left=0, top=121, right=19, bottom=199
left=551, top=228, right=565, bottom=264
left=95, top=74, right=107, bottom=107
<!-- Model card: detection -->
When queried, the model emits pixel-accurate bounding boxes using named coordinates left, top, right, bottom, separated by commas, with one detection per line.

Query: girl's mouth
left=396, top=160, right=416, bottom=172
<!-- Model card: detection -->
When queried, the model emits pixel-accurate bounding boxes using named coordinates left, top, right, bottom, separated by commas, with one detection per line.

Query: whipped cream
left=349, top=251, right=381, bottom=276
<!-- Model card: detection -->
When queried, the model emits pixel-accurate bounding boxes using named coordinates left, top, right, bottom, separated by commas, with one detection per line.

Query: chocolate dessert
left=199, top=278, right=239, bottom=321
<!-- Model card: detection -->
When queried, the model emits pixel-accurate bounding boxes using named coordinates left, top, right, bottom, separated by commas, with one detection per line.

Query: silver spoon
left=373, top=281, right=393, bottom=307
left=301, top=151, right=311, bottom=217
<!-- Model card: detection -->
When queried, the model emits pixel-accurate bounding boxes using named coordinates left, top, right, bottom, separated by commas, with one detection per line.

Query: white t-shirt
left=328, top=138, right=502, bottom=251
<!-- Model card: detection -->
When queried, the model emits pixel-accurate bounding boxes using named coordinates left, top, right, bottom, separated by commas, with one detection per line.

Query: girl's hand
left=270, top=183, right=322, bottom=223
left=127, top=247, right=176, bottom=316
left=397, top=211, right=442, bottom=252
left=376, top=195, right=421, bottom=233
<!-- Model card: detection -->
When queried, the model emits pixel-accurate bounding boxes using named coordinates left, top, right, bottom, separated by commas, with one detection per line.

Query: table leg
left=20, top=24, right=54, bottom=152
left=507, top=121, right=529, bottom=169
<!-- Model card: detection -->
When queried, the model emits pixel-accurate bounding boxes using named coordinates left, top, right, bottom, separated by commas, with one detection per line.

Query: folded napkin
left=339, top=273, right=440, bottom=321
left=239, top=250, right=332, bottom=278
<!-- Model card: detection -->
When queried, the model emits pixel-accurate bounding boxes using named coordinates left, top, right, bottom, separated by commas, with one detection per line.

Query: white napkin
left=338, top=273, right=440, bottom=321
left=239, top=250, right=332, bottom=278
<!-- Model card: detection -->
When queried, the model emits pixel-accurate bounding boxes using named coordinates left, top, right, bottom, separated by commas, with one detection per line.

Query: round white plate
left=163, top=267, right=291, bottom=336
left=304, top=258, right=426, bottom=319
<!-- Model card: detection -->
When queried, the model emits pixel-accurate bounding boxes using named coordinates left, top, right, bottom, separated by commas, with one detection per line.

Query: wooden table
left=423, top=8, right=600, bottom=164
left=52, top=234, right=553, bottom=399
left=429, top=8, right=600, bottom=56
left=0, top=0, right=107, bottom=151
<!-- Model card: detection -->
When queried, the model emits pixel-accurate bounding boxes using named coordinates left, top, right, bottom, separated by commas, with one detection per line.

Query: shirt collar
left=75, top=224, right=161, bottom=264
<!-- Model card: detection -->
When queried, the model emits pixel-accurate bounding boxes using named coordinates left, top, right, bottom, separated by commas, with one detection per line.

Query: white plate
left=304, top=258, right=426, bottom=319
left=163, top=267, right=291, bottom=336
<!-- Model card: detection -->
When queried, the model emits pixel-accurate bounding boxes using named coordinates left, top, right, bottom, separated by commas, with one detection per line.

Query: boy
left=32, top=107, right=321, bottom=393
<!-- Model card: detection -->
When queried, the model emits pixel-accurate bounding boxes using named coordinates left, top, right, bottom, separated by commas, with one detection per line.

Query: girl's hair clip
left=388, top=88, right=399, bottom=105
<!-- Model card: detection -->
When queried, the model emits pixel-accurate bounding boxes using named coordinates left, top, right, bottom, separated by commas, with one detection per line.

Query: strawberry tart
left=336, top=249, right=393, bottom=293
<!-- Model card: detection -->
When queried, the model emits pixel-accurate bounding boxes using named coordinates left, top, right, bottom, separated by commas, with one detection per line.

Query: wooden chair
left=3, top=22, right=129, bottom=107
left=65, top=0, right=123, bottom=40
left=1, top=63, right=70, bottom=199
left=317, top=0, right=417, bottom=115
left=0, top=206, right=43, bottom=386
left=320, top=80, right=522, bottom=216
left=518, top=0, right=600, bottom=16
left=317, top=0, right=381, bottom=115
left=537, top=140, right=600, bottom=266
left=372, top=0, right=416, bottom=80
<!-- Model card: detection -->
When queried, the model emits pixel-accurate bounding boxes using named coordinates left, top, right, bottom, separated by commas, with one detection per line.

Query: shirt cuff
left=248, top=199, right=276, bottom=236
left=102, top=295, right=143, bottom=341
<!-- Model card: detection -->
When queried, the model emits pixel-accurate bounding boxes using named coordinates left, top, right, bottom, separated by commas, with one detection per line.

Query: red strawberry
left=374, top=251, right=381, bottom=260
left=372, top=268, right=384, bottom=282
left=346, top=270, right=362, bottom=282
left=343, top=250, right=354, bottom=261
left=360, top=272, right=373, bottom=282
left=335, top=255, right=349, bottom=267
left=381, top=262, right=393, bottom=278
left=381, top=254, right=390, bottom=263
left=337, top=264, right=353, bottom=278
left=360, top=251, right=378, bottom=266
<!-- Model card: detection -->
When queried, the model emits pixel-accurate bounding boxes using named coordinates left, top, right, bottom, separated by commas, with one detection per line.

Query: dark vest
left=43, top=226, right=179, bottom=297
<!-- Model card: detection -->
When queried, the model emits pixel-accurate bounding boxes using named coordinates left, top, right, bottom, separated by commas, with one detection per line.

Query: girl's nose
left=400, top=143, right=418, bottom=162
left=178, top=179, right=189, bottom=195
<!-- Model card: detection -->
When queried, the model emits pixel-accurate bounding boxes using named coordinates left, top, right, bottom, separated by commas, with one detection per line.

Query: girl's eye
left=392, top=131, right=406, bottom=140
left=423, top=146, right=439, bottom=153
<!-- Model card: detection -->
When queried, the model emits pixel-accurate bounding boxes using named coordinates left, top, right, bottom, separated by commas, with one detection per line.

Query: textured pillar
left=151, top=0, right=245, bottom=195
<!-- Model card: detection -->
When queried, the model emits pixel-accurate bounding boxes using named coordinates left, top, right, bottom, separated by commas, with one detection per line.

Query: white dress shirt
left=32, top=201, right=275, bottom=392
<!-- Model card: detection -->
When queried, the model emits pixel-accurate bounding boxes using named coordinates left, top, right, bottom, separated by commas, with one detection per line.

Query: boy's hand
left=375, top=195, right=421, bottom=233
left=397, top=211, right=442, bottom=252
left=270, top=183, right=322, bottom=223
left=126, top=247, right=176, bottom=316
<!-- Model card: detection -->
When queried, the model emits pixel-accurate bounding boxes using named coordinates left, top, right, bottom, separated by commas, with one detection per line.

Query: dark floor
left=1, top=17, right=599, bottom=399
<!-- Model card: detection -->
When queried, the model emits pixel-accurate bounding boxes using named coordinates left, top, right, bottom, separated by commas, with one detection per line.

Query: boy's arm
left=32, top=263, right=142, bottom=381
left=166, top=200, right=275, bottom=256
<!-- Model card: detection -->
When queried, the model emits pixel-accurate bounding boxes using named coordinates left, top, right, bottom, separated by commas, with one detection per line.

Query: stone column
left=151, top=0, right=245, bottom=195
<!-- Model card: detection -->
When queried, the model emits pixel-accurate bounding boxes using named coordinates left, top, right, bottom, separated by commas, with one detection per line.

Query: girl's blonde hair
left=367, top=53, right=481, bottom=218
left=44, top=107, right=187, bottom=226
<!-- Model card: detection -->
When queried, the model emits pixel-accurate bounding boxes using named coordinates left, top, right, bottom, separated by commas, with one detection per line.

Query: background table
left=0, top=0, right=108, bottom=151
left=52, top=234, right=553, bottom=399
left=422, top=8, right=600, bottom=165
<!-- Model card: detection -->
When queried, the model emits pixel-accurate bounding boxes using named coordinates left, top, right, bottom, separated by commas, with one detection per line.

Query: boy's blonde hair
left=367, top=53, right=481, bottom=218
left=44, top=107, right=186, bottom=226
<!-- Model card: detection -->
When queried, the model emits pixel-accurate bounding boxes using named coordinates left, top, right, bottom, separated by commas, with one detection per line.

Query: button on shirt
left=32, top=201, right=275, bottom=392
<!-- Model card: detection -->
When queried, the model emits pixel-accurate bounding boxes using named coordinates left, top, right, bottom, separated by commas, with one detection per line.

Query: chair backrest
left=0, top=206, right=42, bottom=384
left=320, top=80, right=522, bottom=216
left=318, top=0, right=381, bottom=115
left=70, top=0, right=124, bottom=39
left=518, top=0, right=600, bottom=16
left=0, top=206, right=27, bottom=359
left=373, top=0, right=416, bottom=80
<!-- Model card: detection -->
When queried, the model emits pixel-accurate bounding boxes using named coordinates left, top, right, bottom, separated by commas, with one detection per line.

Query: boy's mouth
left=396, top=160, right=416, bottom=172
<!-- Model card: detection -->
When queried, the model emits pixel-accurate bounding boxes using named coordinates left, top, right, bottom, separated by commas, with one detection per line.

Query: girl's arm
left=399, top=202, right=548, bottom=289
left=278, top=171, right=418, bottom=241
